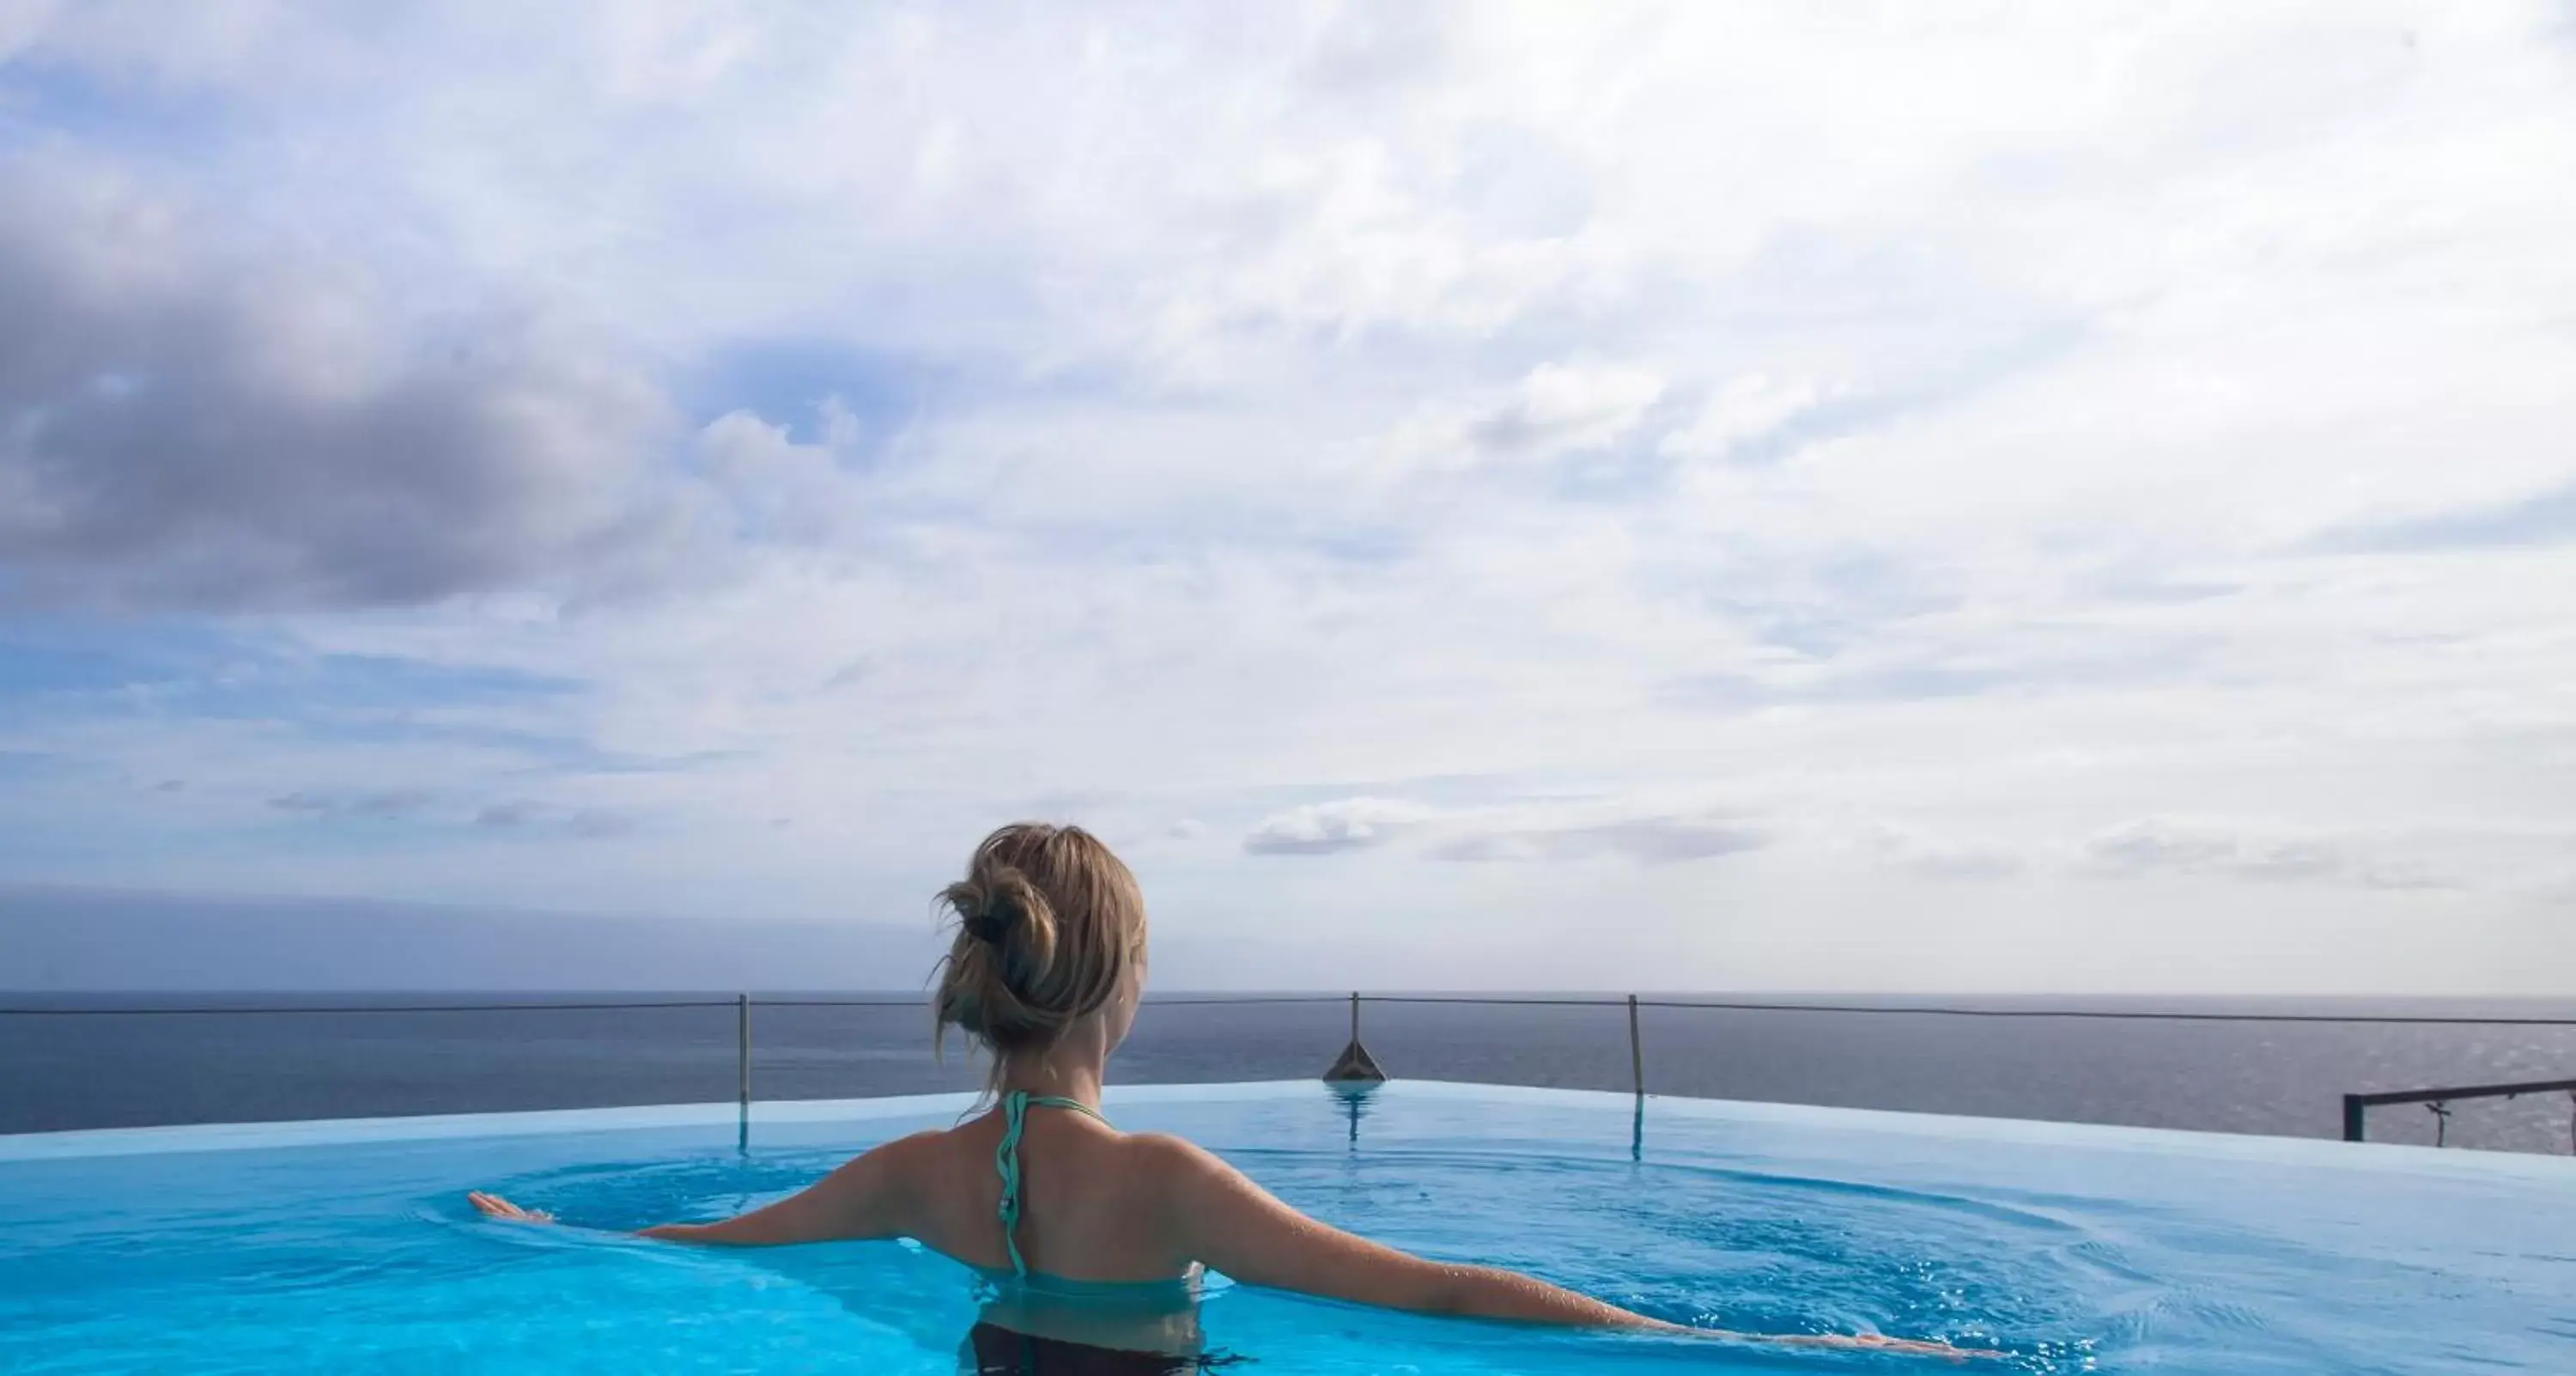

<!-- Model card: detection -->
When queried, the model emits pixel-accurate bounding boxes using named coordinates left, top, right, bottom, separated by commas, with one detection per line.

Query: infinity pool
left=2, top=1082, right=2568, bottom=1373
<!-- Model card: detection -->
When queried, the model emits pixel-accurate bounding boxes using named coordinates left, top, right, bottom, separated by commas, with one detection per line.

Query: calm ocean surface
left=6, top=993, right=2576, bottom=1154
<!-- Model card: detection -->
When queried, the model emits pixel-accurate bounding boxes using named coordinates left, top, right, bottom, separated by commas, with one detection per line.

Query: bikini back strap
left=993, top=1090, right=1112, bottom=1277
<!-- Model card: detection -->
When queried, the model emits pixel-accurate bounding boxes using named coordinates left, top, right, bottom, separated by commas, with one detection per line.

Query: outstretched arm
left=470, top=1133, right=929, bottom=1246
left=1151, top=1134, right=1658, bottom=1328
left=1151, top=1136, right=1993, bottom=1359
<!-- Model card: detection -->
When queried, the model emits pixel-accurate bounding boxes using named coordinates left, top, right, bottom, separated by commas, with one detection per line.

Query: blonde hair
left=933, top=822, right=1148, bottom=1069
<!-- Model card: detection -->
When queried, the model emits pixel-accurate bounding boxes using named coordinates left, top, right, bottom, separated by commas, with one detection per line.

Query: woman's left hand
left=468, top=1191, right=556, bottom=1223
left=1767, top=1331, right=2006, bottom=1361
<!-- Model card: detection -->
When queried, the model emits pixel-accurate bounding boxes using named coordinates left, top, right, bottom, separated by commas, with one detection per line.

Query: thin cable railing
left=1363, top=995, right=2576, bottom=1026
left=5, top=993, right=2571, bottom=1150
left=14, top=992, right=2571, bottom=1023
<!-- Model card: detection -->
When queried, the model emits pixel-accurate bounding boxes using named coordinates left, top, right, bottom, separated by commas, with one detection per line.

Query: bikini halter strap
left=993, top=1089, right=1111, bottom=1277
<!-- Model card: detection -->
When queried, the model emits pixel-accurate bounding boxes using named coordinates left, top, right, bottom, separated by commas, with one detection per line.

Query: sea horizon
left=11, top=989, right=2573, bottom=1152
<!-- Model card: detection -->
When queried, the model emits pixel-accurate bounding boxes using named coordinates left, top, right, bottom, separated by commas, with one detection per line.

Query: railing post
left=737, top=993, right=752, bottom=1115
left=2342, top=1093, right=2365, bottom=1142
left=1627, top=994, right=1644, bottom=1099
left=1322, top=990, right=1385, bottom=1082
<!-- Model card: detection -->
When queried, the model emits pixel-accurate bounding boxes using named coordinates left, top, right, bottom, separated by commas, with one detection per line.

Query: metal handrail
left=2342, top=1077, right=2576, bottom=1143
left=7, top=993, right=2573, bottom=1024
left=8, top=993, right=2570, bottom=1148
left=1629, top=1000, right=2576, bottom=1026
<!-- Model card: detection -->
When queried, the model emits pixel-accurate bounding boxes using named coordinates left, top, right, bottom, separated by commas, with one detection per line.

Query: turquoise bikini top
left=993, top=1089, right=1112, bottom=1278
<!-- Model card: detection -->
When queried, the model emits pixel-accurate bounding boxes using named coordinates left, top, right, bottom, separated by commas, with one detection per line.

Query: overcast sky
left=2, top=3, right=2571, bottom=993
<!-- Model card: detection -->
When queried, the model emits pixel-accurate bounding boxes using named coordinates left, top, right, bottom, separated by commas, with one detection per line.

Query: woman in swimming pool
left=472, top=822, right=1978, bottom=1367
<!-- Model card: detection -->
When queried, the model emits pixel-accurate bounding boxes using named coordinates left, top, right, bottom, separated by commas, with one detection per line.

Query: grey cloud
left=1899, top=849, right=2024, bottom=880
left=1668, top=665, right=2020, bottom=711
left=1462, top=366, right=1665, bottom=457
left=2080, top=818, right=2454, bottom=891
left=1664, top=633, right=2207, bottom=713
left=474, top=799, right=635, bottom=838
left=1298, top=5, right=1444, bottom=93
left=0, top=157, right=685, bottom=611
left=269, top=788, right=433, bottom=819
left=567, top=808, right=636, bottom=838
left=2089, top=572, right=2245, bottom=606
left=2313, top=479, right=2576, bottom=554
left=1466, top=412, right=1569, bottom=454
left=473, top=800, right=544, bottom=829
left=1243, top=837, right=1364, bottom=856
left=1434, top=817, right=1765, bottom=865
left=1863, top=826, right=2025, bottom=880
left=1721, top=552, right=1964, bottom=660
left=1242, top=830, right=1387, bottom=857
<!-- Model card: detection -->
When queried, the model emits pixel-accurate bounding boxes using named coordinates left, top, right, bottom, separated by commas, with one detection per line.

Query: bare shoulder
left=1115, top=1130, right=1234, bottom=1184
left=827, top=1126, right=966, bottom=1239
left=843, top=1126, right=947, bottom=1170
left=1099, top=1131, right=1249, bottom=1262
left=875, top=1125, right=954, bottom=1160
left=820, top=1127, right=953, bottom=1198
left=1111, top=1130, right=1275, bottom=1223
left=1118, top=1129, right=1211, bottom=1161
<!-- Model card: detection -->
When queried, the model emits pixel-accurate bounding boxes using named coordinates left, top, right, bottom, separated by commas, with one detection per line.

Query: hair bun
left=933, top=824, right=1144, bottom=1074
left=962, top=886, right=1022, bottom=944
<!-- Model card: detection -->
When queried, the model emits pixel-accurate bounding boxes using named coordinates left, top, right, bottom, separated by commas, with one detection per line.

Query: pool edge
left=4, top=1079, right=2569, bottom=1181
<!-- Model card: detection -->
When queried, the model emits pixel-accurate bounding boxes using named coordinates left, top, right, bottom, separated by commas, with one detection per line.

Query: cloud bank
left=0, top=3, right=2571, bottom=993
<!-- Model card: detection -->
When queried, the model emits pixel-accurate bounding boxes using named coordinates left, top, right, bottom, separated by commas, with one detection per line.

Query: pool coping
left=4, top=1080, right=2570, bottom=1181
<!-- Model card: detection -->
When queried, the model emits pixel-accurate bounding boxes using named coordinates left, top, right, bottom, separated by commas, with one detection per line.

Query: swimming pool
left=2, top=1081, right=2567, bottom=1373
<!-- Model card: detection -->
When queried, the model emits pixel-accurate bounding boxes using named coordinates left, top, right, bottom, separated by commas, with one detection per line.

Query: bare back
left=901, top=1100, right=1191, bottom=1283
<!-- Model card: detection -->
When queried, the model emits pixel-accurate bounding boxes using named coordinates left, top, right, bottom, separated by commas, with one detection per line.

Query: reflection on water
left=1327, top=1081, right=1376, bottom=1149
left=737, top=1232, right=1252, bottom=1373
left=963, top=1323, right=1251, bottom=1374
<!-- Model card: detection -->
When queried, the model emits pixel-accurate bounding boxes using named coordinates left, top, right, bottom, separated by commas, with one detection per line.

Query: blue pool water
left=2, top=1082, right=2569, bottom=1373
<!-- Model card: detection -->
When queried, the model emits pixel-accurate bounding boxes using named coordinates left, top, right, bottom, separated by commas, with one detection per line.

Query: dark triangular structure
left=1322, top=1038, right=1387, bottom=1083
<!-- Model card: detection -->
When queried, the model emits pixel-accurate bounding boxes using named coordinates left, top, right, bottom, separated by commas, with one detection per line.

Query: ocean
left=6, top=993, right=2576, bottom=1154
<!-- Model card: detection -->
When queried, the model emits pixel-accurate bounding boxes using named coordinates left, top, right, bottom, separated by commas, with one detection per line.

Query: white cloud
left=0, top=1, right=58, bottom=63
left=1470, top=362, right=1666, bottom=455
left=1242, top=797, right=1434, bottom=855
left=695, top=404, right=866, bottom=546
left=1661, top=374, right=1825, bottom=461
